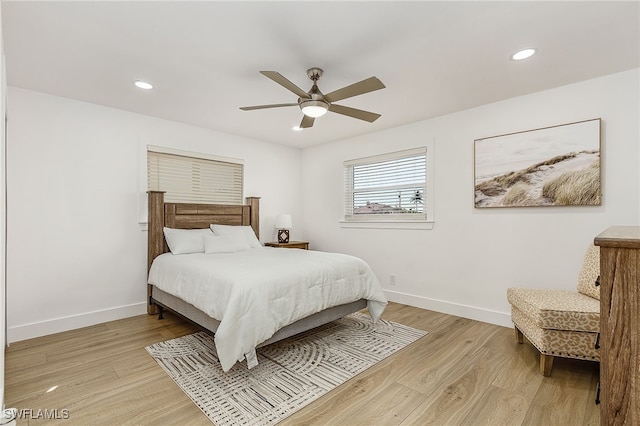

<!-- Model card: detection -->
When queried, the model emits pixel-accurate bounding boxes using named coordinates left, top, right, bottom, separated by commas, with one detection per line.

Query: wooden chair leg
left=540, top=354, right=554, bottom=376
left=514, top=326, right=524, bottom=344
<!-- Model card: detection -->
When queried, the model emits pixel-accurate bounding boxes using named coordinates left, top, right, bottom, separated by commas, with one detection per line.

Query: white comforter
left=148, top=247, right=387, bottom=371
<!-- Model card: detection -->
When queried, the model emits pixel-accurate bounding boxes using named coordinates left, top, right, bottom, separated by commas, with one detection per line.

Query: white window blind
left=147, top=148, right=243, bottom=204
left=344, top=147, right=427, bottom=221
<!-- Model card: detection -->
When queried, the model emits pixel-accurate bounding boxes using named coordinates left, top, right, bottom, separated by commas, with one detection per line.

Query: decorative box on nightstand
left=264, top=241, right=309, bottom=250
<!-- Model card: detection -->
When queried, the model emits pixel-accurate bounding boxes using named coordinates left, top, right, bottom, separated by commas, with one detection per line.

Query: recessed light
left=511, top=48, right=537, bottom=61
left=134, top=80, right=153, bottom=90
left=292, top=126, right=303, bottom=132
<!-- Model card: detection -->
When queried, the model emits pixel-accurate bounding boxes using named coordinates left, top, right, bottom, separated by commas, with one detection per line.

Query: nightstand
left=264, top=241, right=309, bottom=250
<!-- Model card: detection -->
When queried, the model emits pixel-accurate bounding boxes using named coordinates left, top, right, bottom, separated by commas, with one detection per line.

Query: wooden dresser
left=594, top=226, right=640, bottom=425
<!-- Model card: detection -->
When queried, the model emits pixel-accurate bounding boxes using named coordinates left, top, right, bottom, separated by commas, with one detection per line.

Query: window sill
left=339, top=220, right=434, bottom=230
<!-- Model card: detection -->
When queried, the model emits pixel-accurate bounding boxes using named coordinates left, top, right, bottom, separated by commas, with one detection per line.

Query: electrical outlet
left=389, top=274, right=396, bottom=286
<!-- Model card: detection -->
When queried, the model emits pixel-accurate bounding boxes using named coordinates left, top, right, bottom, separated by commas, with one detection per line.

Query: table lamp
left=275, top=214, right=293, bottom=243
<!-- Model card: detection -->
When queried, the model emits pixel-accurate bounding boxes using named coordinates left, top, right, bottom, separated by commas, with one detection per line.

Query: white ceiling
left=2, top=1, right=639, bottom=148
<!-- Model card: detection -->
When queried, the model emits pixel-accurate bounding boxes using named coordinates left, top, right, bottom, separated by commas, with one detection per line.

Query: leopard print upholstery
left=576, top=244, right=600, bottom=300
left=507, top=288, right=599, bottom=332
left=507, top=244, right=601, bottom=365
left=512, top=307, right=600, bottom=361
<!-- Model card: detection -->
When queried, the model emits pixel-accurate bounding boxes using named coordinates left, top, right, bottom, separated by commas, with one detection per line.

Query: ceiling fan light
left=300, top=100, right=328, bottom=118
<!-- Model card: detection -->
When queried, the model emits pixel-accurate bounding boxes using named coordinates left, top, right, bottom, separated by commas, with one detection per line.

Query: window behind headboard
left=147, top=145, right=244, bottom=205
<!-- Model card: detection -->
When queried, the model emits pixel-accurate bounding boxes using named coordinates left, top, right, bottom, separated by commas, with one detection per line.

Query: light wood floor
left=5, top=302, right=600, bottom=425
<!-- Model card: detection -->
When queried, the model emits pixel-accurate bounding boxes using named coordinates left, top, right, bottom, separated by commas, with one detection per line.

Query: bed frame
left=147, top=191, right=366, bottom=348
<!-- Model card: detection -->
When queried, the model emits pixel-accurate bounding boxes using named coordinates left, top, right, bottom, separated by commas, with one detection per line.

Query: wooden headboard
left=146, top=191, right=260, bottom=312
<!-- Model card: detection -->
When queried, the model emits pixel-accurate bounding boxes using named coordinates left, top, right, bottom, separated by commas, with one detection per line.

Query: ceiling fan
left=240, top=68, right=385, bottom=129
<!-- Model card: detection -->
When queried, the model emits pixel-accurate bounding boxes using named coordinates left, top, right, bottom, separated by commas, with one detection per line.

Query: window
left=147, top=146, right=243, bottom=204
left=343, top=146, right=433, bottom=229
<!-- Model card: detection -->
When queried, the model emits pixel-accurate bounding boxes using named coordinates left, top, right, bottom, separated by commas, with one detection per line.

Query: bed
left=146, top=191, right=387, bottom=371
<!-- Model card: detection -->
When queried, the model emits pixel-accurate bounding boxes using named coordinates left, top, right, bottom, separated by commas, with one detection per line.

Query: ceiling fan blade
left=300, top=115, right=315, bottom=128
left=239, top=103, right=298, bottom=111
left=324, top=77, right=385, bottom=103
left=260, top=71, right=310, bottom=99
left=328, top=104, right=381, bottom=122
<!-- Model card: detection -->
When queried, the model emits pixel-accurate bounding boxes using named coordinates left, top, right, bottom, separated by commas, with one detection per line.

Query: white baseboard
left=384, top=289, right=513, bottom=328
left=7, top=302, right=148, bottom=343
left=7, top=294, right=512, bottom=343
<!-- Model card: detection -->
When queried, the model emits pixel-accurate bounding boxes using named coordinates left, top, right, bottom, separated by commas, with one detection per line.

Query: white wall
left=301, top=69, right=640, bottom=327
left=5, top=68, right=639, bottom=342
left=0, top=6, right=7, bottom=414
left=6, top=87, right=302, bottom=342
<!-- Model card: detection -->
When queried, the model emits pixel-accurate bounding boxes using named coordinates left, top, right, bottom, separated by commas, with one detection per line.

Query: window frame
left=147, top=145, right=244, bottom=205
left=340, top=142, right=434, bottom=230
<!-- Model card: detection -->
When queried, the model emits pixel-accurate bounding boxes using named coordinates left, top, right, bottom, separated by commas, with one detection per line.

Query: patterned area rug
left=146, top=313, right=427, bottom=425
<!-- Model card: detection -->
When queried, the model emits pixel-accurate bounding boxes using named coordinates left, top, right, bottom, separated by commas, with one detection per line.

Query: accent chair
left=506, top=244, right=600, bottom=376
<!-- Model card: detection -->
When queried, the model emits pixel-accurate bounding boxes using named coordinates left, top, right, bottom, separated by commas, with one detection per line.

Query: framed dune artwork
left=474, top=118, right=601, bottom=208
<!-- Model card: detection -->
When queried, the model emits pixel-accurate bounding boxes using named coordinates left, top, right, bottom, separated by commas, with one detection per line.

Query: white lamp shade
left=275, top=214, right=293, bottom=229
left=300, top=100, right=328, bottom=118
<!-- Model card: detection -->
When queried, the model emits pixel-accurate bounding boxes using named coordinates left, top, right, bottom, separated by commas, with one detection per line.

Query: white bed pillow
left=210, top=224, right=262, bottom=248
left=163, top=227, right=212, bottom=254
left=202, top=234, right=251, bottom=253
